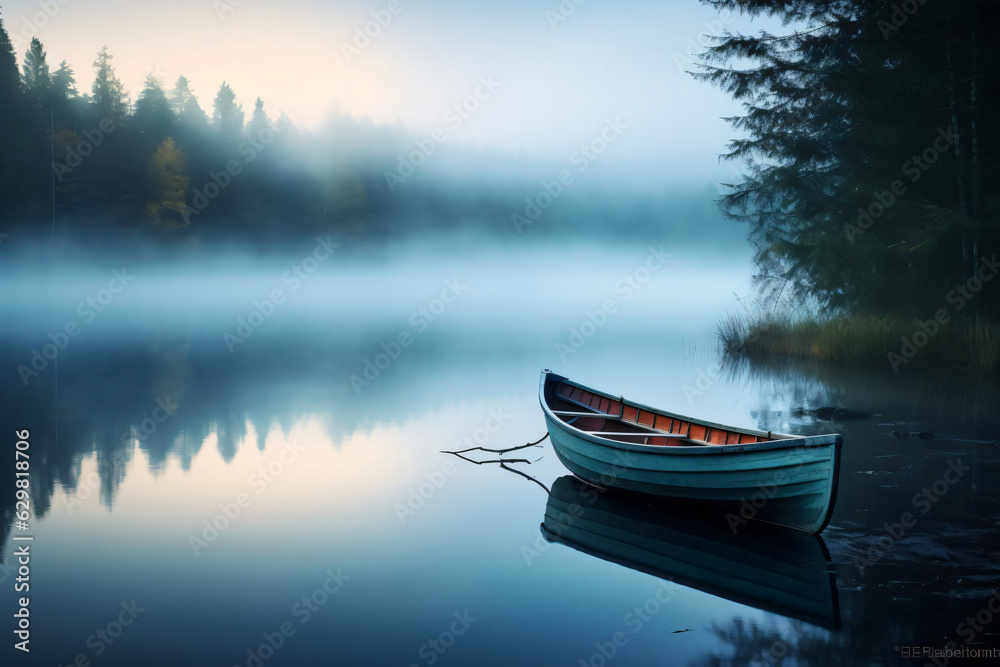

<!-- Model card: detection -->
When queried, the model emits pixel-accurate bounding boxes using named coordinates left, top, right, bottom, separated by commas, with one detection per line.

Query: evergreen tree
left=49, top=60, right=85, bottom=128
left=0, top=19, right=19, bottom=106
left=92, top=46, right=127, bottom=125
left=20, top=36, right=51, bottom=128
left=245, top=97, right=269, bottom=138
left=169, top=75, right=207, bottom=127
left=212, top=81, right=244, bottom=143
left=695, top=0, right=999, bottom=316
left=0, top=17, right=25, bottom=220
left=21, top=37, right=51, bottom=93
left=133, top=73, right=174, bottom=140
left=51, top=60, right=78, bottom=99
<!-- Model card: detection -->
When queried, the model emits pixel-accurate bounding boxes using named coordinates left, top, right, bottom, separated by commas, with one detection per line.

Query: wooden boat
left=538, top=370, right=842, bottom=534
left=542, top=475, right=841, bottom=630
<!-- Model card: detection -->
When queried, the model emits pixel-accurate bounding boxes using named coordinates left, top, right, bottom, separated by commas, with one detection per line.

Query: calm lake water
left=1, top=240, right=998, bottom=666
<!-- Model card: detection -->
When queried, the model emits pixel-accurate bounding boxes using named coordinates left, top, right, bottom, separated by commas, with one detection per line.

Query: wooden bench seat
left=582, top=430, right=689, bottom=438
left=553, top=410, right=617, bottom=418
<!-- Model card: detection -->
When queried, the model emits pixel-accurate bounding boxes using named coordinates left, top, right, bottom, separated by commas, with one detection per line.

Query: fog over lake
left=2, top=0, right=1000, bottom=665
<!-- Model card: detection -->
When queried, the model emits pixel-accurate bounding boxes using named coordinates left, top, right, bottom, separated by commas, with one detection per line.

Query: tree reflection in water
left=695, top=617, right=853, bottom=667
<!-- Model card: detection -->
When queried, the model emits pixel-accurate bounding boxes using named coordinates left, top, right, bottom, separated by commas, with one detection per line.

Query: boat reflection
left=541, top=475, right=841, bottom=631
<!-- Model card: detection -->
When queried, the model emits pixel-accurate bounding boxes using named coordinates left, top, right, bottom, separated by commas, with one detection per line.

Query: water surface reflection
left=0, top=266, right=998, bottom=665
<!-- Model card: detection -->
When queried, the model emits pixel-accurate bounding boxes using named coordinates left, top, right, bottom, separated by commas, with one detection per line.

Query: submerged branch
left=443, top=452, right=536, bottom=466
left=442, top=432, right=551, bottom=494
left=498, top=462, right=551, bottom=494
left=444, top=432, right=549, bottom=456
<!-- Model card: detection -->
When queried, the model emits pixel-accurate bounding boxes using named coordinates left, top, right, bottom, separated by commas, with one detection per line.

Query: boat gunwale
left=540, top=370, right=843, bottom=456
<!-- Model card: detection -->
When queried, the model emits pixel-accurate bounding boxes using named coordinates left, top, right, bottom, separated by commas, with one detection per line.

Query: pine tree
left=91, top=46, right=127, bottom=125
left=245, top=97, right=269, bottom=138
left=169, top=75, right=207, bottom=127
left=49, top=60, right=84, bottom=129
left=0, top=17, right=25, bottom=219
left=695, top=1, right=860, bottom=308
left=212, top=81, right=244, bottom=143
left=21, top=37, right=51, bottom=92
left=0, top=19, right=19, bottom=106
left=694, top=0, right=999, bottom=316
left=133, top=73, right=174, bottom=140
left=51, top=60, right=78, bottom=99
left=19, top=36, right=51, bottom=127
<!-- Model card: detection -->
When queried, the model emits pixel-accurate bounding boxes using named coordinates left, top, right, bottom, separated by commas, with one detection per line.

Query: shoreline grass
left=718, top=313, right=1000, bottom=372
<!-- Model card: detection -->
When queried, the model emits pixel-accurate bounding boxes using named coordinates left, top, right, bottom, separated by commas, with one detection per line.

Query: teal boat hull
left=539, top=370, right=842, bottom=534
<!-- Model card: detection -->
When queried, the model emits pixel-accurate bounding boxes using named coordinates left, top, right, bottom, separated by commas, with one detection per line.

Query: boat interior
left=547, top=380, right=778, bottom=447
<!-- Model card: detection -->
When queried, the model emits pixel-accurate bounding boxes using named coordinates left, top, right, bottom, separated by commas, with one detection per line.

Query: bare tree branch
left=442, top=432, right=551, bottom=493
left=499, top=462, right=550, bottom=494
left=442, top=432, right=548, bottom=456
left=443, top=452, right=535, bottom=466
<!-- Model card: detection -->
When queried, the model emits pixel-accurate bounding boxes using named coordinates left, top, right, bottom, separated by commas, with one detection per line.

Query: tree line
left=695, top=0, right=999, bottom=318
left=1, top=22, right=372, bottom=245
left=3, top=19, right=711, bottom=252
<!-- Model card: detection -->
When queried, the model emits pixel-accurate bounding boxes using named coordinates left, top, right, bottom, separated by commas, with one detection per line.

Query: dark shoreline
left=718, top=313, right=1000, bottom=373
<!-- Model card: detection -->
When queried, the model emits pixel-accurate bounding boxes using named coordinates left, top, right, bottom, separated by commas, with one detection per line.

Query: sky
left=2, top=0, right=770, bottom=184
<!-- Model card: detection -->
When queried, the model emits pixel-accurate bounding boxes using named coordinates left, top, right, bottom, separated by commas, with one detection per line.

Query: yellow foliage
left=145, top=138, right=191, bottom=228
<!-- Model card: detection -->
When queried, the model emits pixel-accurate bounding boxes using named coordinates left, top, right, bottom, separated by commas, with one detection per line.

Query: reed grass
left=718, top=312, right=1000, bottom=371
